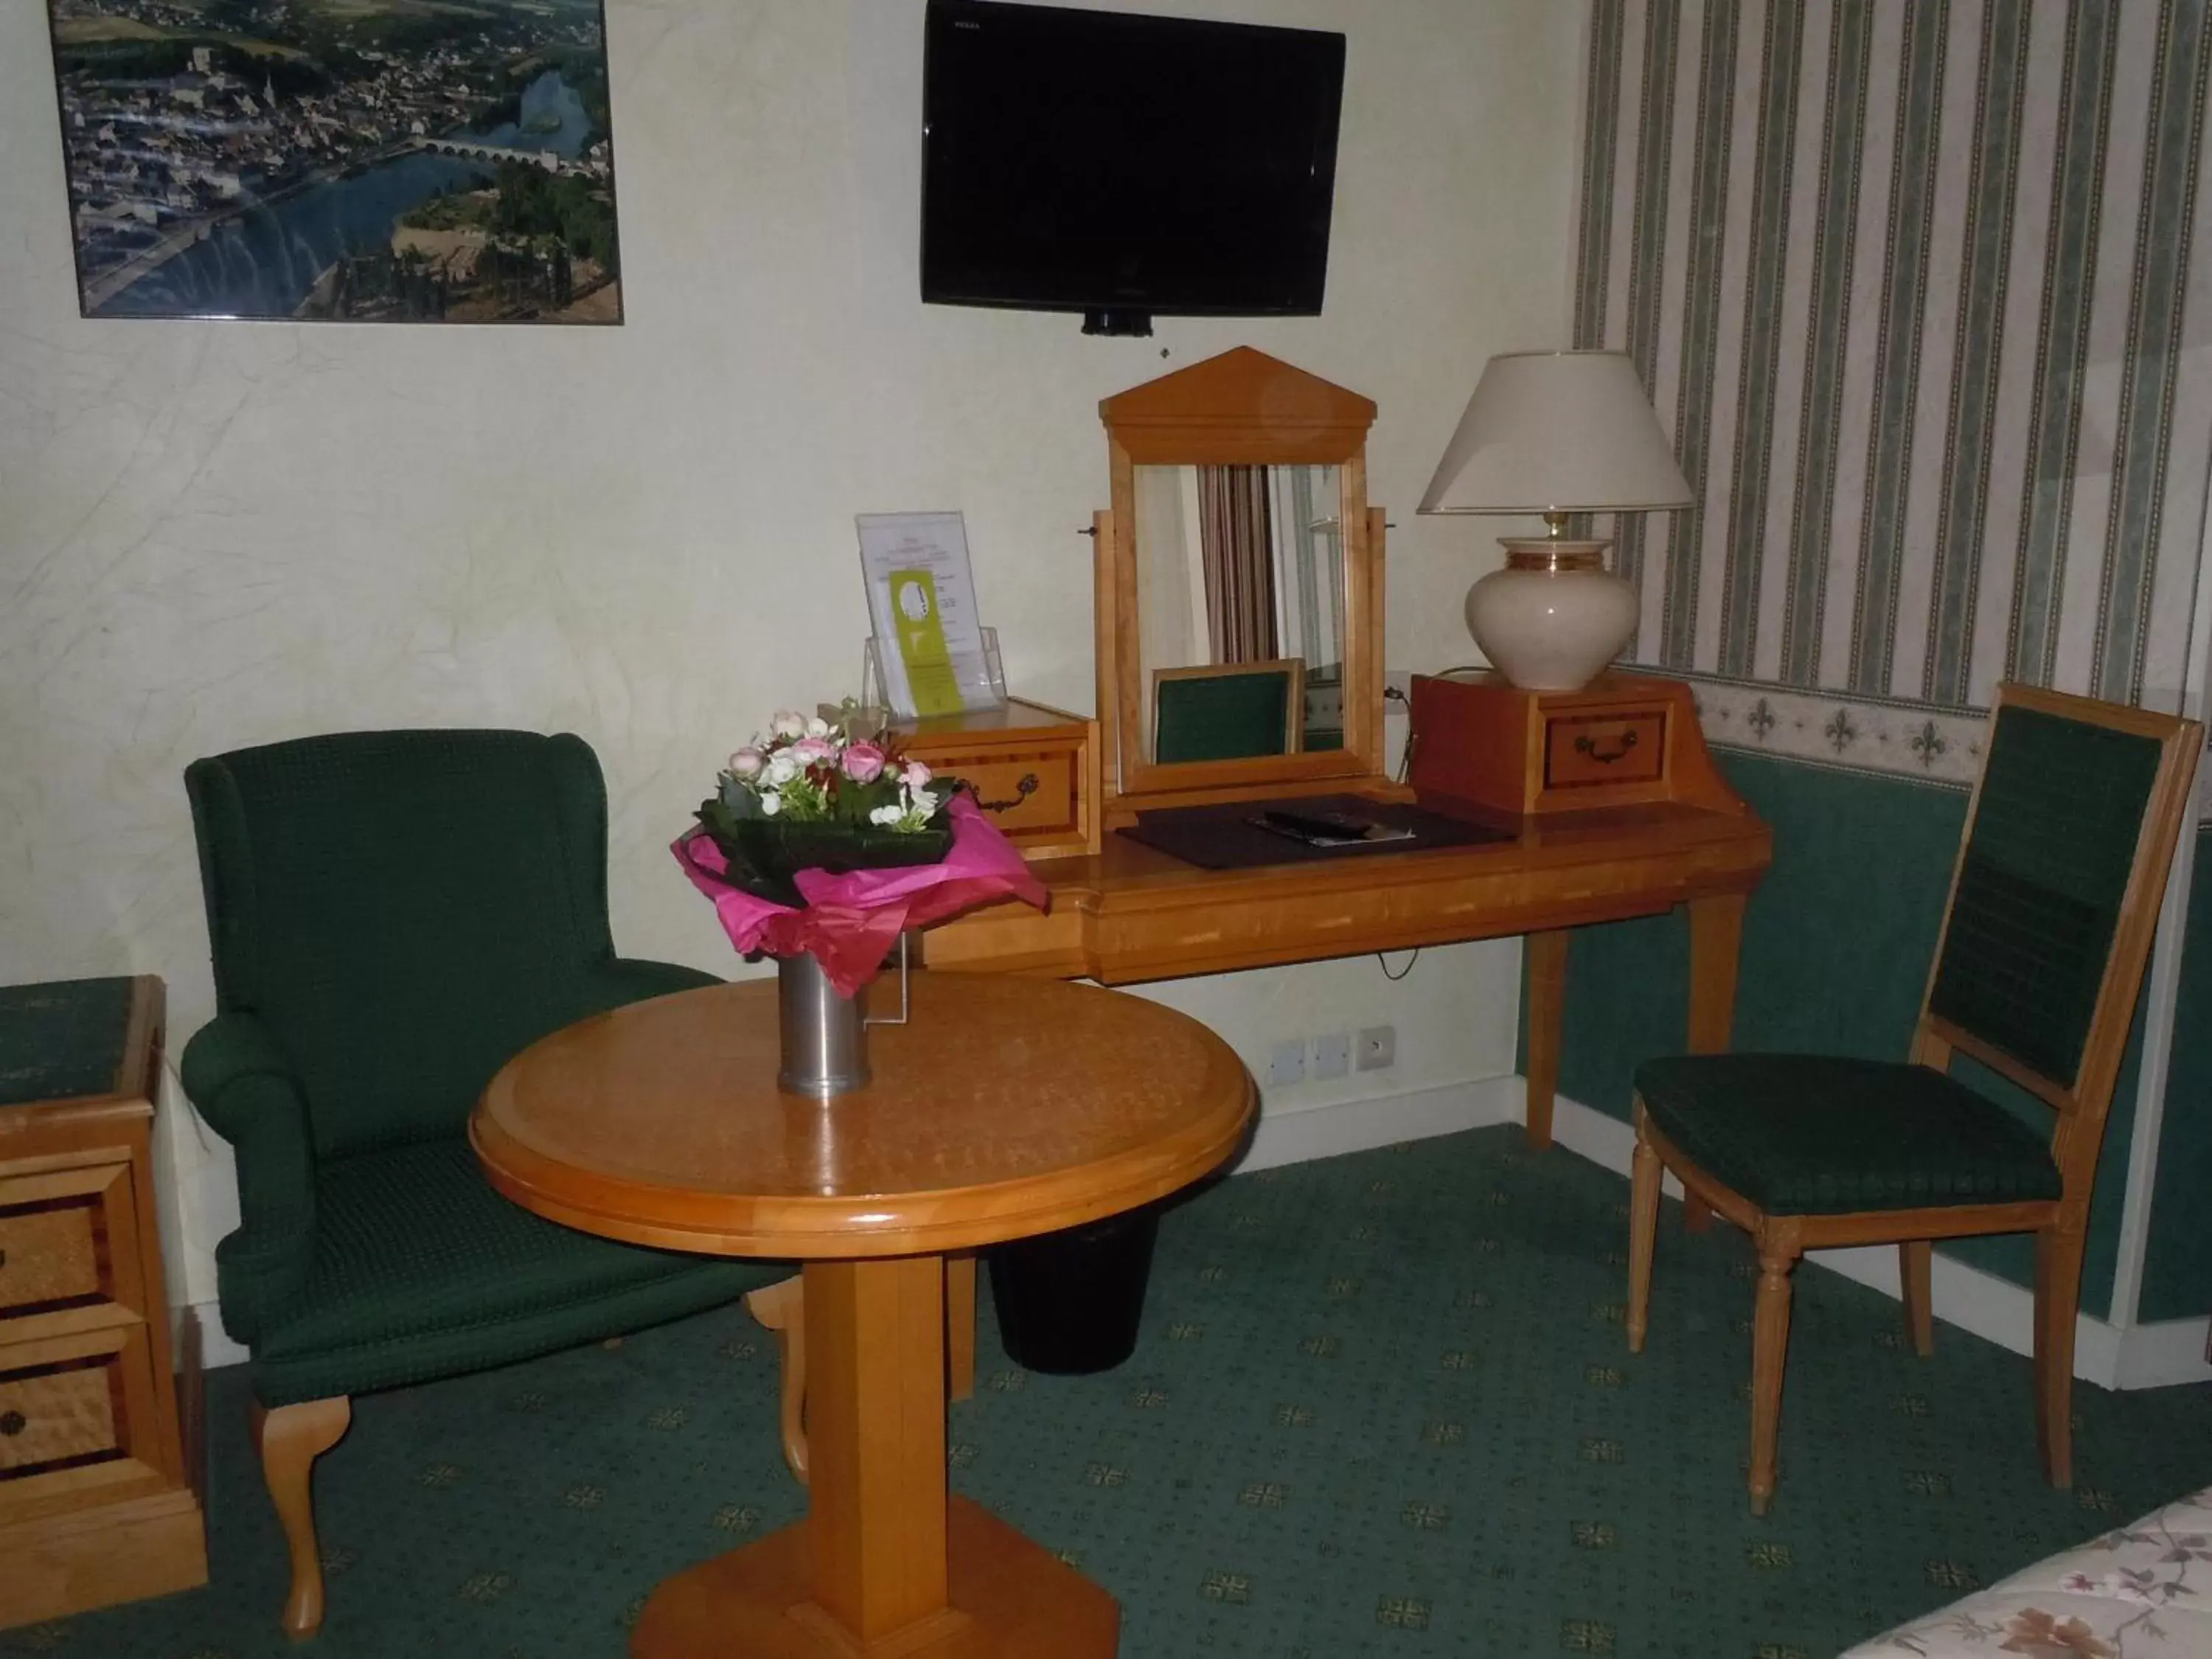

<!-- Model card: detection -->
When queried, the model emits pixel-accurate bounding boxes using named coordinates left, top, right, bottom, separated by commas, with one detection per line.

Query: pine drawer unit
left=1405, top=670, right=1741, bottom=817
left=0, top=975, right=206, bottom=1628
left=894, top=697, right=1102, bottom=858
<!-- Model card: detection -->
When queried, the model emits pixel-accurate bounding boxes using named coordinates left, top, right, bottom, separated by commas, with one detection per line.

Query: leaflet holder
left=860, top=626, right=1007, bottom=722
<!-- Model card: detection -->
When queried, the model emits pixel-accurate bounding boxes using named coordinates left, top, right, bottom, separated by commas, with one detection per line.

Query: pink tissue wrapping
left=672, top=791, right=1049, bottom=998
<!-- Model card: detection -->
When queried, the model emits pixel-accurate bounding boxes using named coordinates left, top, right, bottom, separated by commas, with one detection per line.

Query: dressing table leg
left=1523, top=929, right=1569, bottom=1150
left=1683, top=891, right=1749, bottom=1234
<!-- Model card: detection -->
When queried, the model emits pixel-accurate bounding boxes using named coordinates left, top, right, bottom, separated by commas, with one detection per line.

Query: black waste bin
left=989, top=1206, right=1160, bottom=1374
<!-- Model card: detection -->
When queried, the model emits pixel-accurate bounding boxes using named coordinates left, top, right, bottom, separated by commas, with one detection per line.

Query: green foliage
left=400, top=187, right=489, bottom=232
left=692, top=801, right=954, bottom=909
left=490, top=161, right=619, bottom=273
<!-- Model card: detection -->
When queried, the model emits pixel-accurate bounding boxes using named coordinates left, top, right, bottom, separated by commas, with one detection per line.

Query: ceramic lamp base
left=1464, top=538, right=1639, bottom=693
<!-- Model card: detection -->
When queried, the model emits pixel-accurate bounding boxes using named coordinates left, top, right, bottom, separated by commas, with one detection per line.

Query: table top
left=923, top=794, right=1773, bottom=984
left=470, top=972, right=1255, bottom=1259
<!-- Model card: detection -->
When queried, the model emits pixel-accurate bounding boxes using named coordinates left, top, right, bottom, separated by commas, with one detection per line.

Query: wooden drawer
left=0, top=1324, right=173, bottom=1516
left=1543, top=709, right=1668, bottom=790
left=0, top=1164, right=142, bottom=1325
left=951, top=750, right=1081, bottom=840
left=0, top=1351, right=122, bottom=1478
left=897, top=699, right=1099, bottom=856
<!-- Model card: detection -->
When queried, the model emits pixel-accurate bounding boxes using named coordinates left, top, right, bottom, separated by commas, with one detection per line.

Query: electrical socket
left=1357, top=1024, right=1397, bottom=1071
left=1312, top=1031, right=1351, bottom=1080
left=1266, top=1038, right=1306, bottom=1088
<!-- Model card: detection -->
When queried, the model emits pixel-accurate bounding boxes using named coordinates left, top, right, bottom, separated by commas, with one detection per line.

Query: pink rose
left=727, top=745, right=765, bottom=778
left=790, top=737, right=835, bottom=767
left=841, top=741, right=887, bottom=783
left=902, top=759, right=933, bottom=790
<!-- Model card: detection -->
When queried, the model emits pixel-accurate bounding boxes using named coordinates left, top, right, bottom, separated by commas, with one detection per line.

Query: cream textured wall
left=0, top=0, right=1583, bottom=1332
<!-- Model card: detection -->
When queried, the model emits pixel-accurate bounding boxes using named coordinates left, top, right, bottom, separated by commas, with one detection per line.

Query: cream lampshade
left=1419, top=349, right=1693, bottom=692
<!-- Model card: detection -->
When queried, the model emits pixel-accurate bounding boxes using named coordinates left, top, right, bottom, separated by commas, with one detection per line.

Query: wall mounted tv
left=921, top=0, right=1347, bottom=337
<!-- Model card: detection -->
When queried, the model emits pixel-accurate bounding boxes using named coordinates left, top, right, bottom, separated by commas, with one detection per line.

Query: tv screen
left=921, top=0, right=1346, bottom=332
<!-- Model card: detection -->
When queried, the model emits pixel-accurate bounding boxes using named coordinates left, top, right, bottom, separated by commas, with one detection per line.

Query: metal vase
left=776, top=953, right=870, bottom=1098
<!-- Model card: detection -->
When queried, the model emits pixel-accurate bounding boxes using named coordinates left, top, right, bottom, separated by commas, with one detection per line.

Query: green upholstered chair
left=1625, top=684, right=2200, bottom=1516
left=182, top=729, right=785, bottom=1637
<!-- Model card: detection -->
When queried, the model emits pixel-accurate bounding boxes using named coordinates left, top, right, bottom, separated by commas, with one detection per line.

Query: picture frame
left=43, top=0, right=625, bottom=324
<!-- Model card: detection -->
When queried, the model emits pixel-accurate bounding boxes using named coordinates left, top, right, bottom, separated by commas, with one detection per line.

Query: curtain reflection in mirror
left=1197, top=465, right=1279, bottom=663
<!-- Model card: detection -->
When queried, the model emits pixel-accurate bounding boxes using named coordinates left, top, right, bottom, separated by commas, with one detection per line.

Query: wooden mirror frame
left=1094, top=347, right=1394, bottom=818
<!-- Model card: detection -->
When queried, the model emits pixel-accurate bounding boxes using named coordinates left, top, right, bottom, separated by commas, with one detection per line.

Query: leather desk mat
left=1119, top=793, right=1511, bottom=872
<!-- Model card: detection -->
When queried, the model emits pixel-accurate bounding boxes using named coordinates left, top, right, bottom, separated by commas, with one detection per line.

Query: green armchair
left=183, top=728, right=782, bottom=1637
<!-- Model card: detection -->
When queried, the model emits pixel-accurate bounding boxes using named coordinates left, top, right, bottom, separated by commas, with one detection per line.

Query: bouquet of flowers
left=675, top=704, right=1046, bottom=995
left=693, top=707, right=953, bottom=907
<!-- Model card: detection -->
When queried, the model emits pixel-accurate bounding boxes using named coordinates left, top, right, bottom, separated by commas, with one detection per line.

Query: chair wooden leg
left=946, top=1253, right=977, bottom=1402
left=1627, top=1102, right=1660, bottom=1354
left=1747, top=1245, right=1798, bottom=1517
left=248, top=1395, right=352, bottom=1640
left=747, top=1274, right=807, bottom=1485
left=1900, top=1239, right=1934, bottom=1357
left=2034, top=1225, right=2085, bottom=1489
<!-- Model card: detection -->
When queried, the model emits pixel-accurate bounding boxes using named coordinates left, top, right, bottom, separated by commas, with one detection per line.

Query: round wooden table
left=470, top=970, right=1253, bottom=1659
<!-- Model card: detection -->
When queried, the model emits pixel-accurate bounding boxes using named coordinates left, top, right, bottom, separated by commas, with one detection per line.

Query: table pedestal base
left=633, top=1498, right=1118, bottom=1659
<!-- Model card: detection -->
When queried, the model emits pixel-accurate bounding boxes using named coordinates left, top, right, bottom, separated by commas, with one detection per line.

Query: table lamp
left=1418, top=349, right=1693, bottom=692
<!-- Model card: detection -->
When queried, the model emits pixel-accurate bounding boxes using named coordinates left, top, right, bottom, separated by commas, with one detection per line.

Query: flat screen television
left=921, top=0, right=1346, bottom=335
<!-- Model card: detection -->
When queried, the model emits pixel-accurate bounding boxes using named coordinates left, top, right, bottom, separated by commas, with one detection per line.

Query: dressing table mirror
left=1093, top=347, right=1402, bottom=820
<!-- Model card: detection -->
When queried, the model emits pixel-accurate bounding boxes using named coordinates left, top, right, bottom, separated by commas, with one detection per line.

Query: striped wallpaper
left=1574, top=0, right=2212, bottom=744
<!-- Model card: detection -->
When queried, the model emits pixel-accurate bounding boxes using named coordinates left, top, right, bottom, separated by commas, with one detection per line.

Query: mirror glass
left=1132, top=463, right=1346, bottom=764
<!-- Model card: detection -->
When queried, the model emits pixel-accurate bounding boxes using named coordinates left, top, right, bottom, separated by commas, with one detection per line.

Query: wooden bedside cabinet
left=0, top=975, right=207, bottom=1628
left=894, top=697, right=1102, bottom=858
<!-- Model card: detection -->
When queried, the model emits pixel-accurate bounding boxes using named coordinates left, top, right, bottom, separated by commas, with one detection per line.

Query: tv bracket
left=1083, top=308, right=1154, bottom=337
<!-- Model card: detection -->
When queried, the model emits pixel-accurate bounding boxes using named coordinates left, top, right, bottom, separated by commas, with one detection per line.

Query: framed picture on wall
left=42, top=1, right=625, bottom=324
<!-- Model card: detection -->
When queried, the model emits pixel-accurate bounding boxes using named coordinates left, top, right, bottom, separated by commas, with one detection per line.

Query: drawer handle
left=0, top=1411, right=23, bottom=1437
left=1573, top=729, right=1641, bottom=765
left=976, top=773, right=1040, bottom=813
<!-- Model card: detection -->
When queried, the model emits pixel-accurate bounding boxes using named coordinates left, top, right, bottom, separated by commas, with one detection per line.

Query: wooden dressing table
left=914, top=349, right=1773, bottom=1148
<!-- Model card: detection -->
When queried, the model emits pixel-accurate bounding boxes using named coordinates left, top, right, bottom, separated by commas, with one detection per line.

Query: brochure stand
left=862, top=627, right=1007, bottom=722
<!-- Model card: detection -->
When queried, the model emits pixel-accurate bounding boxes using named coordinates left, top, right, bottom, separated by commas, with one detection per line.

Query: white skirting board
left=185, top=1074, right=2207, bottom=1389
left=1540, top=1085, right=2212, bottom=1394
left=1232, top=1074, right=1525, bottom=1173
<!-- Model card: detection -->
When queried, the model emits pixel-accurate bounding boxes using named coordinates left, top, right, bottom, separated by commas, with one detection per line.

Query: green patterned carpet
left=24, top=1126, right=2212, bottom=1659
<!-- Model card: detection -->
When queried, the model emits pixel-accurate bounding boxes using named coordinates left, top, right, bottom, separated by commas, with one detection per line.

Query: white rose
left=765, top=752, right=801, bottom=785
left=759, top=791, right=783, bottom=816
left=770, top=709, right=807, bottom=740
left=805, top=715, right=832, bottom=739
left=869, top=803, right=904, bottom=827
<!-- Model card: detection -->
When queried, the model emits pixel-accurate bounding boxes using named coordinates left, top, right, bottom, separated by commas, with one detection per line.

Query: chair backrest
left=187, top=729, right=622, bottom=1163
left=1153, top=659, right=1307, bottom=763
left=1917, top=684, right=2201, bottom=1189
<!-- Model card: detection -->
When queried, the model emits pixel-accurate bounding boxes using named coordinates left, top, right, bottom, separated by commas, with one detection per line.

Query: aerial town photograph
left=42, top=0, right=623, bottom=322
